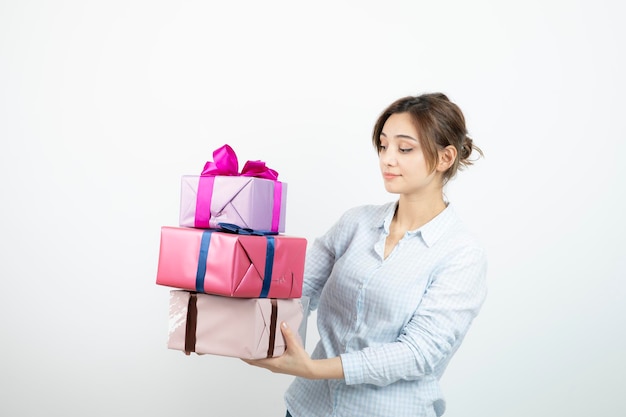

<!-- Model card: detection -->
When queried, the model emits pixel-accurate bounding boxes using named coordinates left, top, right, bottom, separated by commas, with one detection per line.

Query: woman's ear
left=437, top=145, right=457, bottom=172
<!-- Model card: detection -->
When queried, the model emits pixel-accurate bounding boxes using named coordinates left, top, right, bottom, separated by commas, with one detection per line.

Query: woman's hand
left=242, top=322, right=345, bottom=380
left=242, top=321, right=314, bottom=378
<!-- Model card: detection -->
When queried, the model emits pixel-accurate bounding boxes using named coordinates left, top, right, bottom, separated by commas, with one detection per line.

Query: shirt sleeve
left=301, top=235, right=335, bottom=312
left=340, top=244, right=488, bottom=386
left=302, top=209, right=359, bottom=312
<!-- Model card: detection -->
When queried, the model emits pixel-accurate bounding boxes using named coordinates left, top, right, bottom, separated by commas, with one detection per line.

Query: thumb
left=280, top=321, right=300, bottom=348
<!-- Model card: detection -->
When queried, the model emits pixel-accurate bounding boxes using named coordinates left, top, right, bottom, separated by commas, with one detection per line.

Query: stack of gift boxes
left=155, top=144, right=308, bottom=360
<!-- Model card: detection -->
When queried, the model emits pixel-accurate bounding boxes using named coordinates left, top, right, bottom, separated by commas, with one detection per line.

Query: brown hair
left=372, top=93, right=483, bottom=184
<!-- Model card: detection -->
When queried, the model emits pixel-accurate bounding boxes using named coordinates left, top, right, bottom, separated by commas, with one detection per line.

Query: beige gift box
left=168, top=290, right=307, bottom=360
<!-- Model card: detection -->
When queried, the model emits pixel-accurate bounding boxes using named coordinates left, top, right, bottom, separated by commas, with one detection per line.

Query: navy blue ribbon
left=195, top=226, right=276, bottom=297
left=195, top=230, right=213, bottom=292
left=217, top=222, right=278, bottom=236
left=260, top=236, right=275, bottom=298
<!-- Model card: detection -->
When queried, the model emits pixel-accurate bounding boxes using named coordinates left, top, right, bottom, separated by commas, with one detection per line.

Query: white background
left=1, top=1, right=624, bottom=416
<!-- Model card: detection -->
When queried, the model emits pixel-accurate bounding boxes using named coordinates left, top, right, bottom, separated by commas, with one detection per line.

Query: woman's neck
left=393, top=193, right=447, bottom=232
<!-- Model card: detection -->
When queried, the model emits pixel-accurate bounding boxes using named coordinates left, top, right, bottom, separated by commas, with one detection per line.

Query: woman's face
left=378, top=112, right=438, bottom=196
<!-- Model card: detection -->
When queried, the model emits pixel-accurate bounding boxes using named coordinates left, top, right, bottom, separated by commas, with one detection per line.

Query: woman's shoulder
left=315, top=202, right=393, bottom=248
left=340, top=201, right=395, bottom=224
left=438, top=206, right=487, bottom=258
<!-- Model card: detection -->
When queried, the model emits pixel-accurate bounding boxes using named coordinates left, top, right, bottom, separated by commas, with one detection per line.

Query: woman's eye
left=399, top=148, right=413, bottom=153
left=379, top=145, right=387, bottom=150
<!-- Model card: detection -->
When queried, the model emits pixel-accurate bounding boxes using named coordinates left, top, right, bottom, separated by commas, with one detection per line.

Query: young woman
left=244, top=92, right=488, bottom=417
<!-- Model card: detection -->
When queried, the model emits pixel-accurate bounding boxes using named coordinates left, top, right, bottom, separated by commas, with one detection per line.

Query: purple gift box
left=179, top=144, right=287, bottom=233
left=179, top=175, right=287, bottom=233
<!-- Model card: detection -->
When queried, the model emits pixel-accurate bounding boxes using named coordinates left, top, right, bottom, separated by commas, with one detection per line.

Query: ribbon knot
left=217, top=222, right=277, bottom=236
left=201, top=144, right=279, bottom=180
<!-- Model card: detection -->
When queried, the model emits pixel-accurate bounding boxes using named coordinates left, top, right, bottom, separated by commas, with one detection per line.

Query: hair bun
left=459, top=135, right=483, bottom=167
left=461, top=136, right=473, bottom=160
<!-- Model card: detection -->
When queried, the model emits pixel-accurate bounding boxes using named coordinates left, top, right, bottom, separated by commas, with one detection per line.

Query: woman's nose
left=380, top=149, right=397, bottom=166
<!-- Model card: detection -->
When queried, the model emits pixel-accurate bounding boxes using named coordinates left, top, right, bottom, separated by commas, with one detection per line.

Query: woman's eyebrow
left=380, top=132, right=418, bottom=142
left=396, top=134, right=418, bottom=142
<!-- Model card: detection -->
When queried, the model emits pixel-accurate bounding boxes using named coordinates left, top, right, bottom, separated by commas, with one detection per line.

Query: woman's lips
left=383, top=172, right=399, bottom=180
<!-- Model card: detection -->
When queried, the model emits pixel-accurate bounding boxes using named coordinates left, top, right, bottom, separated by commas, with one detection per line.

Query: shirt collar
left=380, top=202, right=397, bottom=233
left=379, top=201, right=459, bottom=248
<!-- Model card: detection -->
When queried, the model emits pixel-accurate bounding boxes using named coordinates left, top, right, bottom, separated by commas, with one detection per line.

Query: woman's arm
left=341, top=245, right=488, bottom=386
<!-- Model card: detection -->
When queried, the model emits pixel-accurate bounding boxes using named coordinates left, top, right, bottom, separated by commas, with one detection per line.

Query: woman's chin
left=383, top=185, right=401, bottom=194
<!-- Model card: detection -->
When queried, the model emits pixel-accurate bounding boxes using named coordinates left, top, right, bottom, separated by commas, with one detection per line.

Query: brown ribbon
left=184, top=292, right=198, bottom=355
left=266, top=299, right=278, bottom=358
left=183, top=293, right=279, bottom=358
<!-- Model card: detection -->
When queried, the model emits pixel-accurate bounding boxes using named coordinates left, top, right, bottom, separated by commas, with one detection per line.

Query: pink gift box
left=168, top=290, right=304, bottom=359
left=156, top=226, right=306, bottom=298
left=179, top=175, right=287, bottom=233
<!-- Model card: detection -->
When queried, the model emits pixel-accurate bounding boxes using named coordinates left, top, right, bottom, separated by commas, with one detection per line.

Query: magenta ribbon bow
left=194, top=144, right=284, bottom=232
left=201, top=144, right=279, bottom=180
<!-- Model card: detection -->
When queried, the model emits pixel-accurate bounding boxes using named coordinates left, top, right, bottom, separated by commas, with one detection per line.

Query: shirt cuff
left=339, top=351, right=364, bottom=385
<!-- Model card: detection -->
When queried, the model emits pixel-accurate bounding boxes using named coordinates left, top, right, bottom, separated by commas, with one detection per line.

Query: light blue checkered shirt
left=284, top=202, right=488, bottom=417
